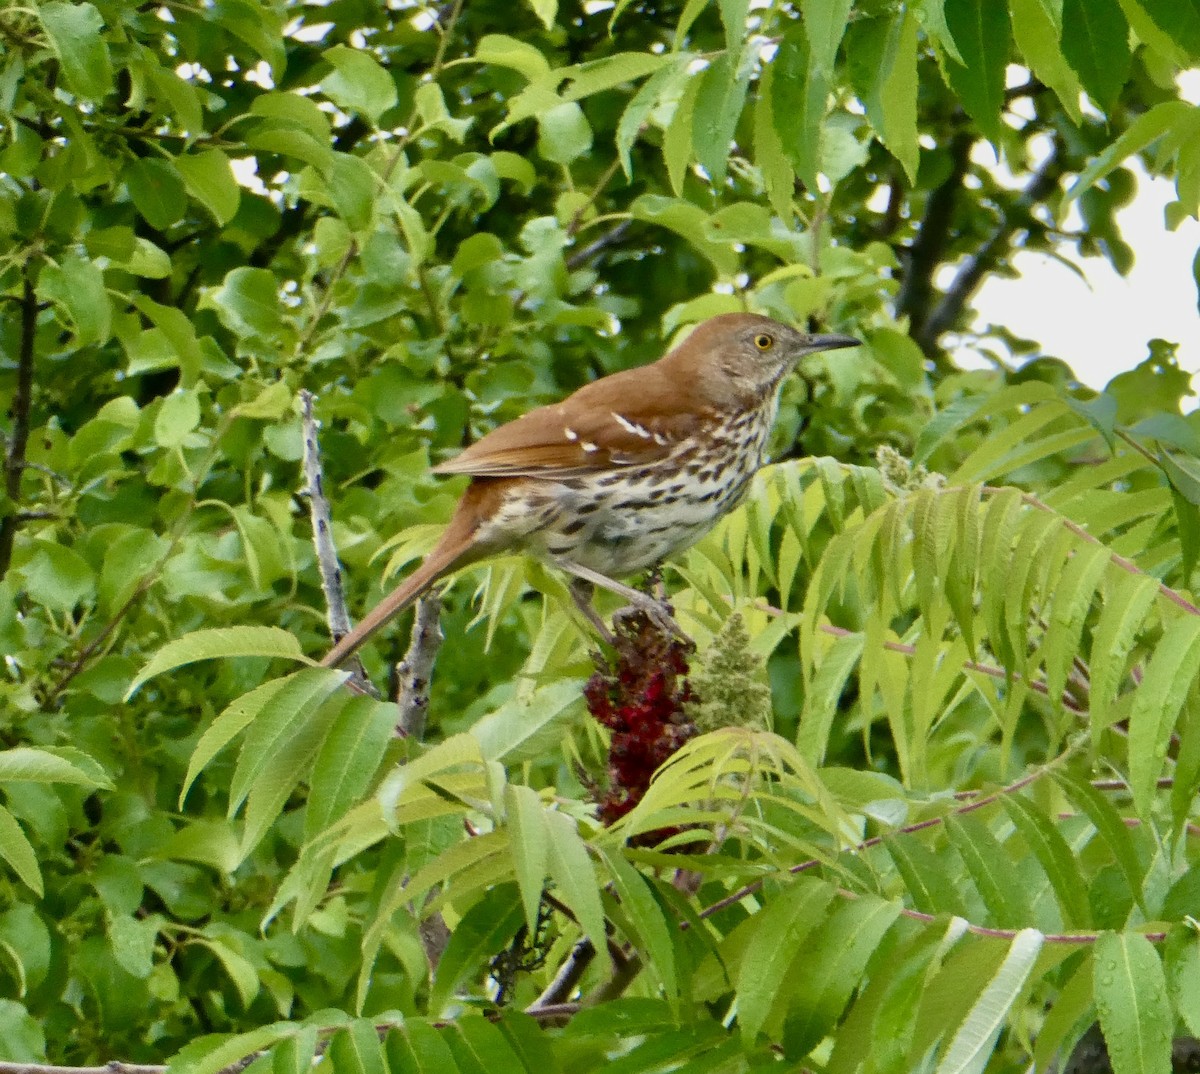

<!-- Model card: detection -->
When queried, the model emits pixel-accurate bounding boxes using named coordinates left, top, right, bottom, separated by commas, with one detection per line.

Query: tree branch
left=918, top=145, right=1066, bottom=350
left=895, top=128, right=973, bottom=345
left=299, top=390, right=374, bottom=695
left=395, top=592, right=443, bottom=738
left=0, top=270, right=37, bottom=579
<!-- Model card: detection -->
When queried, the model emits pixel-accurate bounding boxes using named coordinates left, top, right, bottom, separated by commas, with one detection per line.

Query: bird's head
left=673, top=312, right=860, bottom=406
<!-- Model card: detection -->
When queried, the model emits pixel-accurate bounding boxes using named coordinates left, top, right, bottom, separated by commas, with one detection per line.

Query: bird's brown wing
left=432, top=367, right=706, bottom=479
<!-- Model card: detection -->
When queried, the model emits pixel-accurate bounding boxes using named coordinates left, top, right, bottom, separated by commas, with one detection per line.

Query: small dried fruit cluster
left=584, top=609, right=697, bottom=827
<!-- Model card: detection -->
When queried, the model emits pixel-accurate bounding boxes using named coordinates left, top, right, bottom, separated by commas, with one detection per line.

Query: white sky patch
left=968, top=160, right=1199, bottom=399
left=229, top=156, right=269, bottom=196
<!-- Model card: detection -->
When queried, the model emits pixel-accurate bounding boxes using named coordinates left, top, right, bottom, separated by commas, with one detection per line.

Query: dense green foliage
left=2, top=0, right=1200, bottom=1071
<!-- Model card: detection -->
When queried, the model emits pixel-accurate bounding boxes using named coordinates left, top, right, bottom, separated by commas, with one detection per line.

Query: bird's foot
left=612, top=591, right=686, bottom=641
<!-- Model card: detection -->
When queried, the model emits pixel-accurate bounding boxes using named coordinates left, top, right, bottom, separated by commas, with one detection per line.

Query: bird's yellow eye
left=754, top=333, right=774, bottom=350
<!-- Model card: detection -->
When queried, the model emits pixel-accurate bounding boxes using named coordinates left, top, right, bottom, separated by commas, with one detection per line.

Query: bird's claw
left=613, top=593, right=687, bottom=640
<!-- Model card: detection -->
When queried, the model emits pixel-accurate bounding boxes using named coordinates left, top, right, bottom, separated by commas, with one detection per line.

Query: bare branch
left=299, top=391, right=375, bottom=695
left=919, top=145, right=1066, bottom=350
left=526, top=938, right=596, bottom=1011
left=0, top=1064, right=166, bottom=1074
left=895, top=128, right=973, bottom=345
left=396, top=591, right=443, bottom=739
left=0, top=271, right=37, bottom=579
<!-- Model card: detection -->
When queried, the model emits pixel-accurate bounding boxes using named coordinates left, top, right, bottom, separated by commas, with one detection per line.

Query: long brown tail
left=319, top=479, right=508, bottom=669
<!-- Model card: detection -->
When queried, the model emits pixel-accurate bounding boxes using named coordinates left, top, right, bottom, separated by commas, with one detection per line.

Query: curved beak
left=804, top=333, right=861, bottom=355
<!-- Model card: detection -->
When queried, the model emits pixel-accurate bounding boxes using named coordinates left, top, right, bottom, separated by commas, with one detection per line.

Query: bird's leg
left=567, top=577, right=616, bottom=646
left=555, top=559, right=685, bottom=640
left=645, top=565, right=666, bottom=602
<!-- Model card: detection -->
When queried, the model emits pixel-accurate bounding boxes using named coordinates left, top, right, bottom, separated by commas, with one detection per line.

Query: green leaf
left=631, top=194, right=738, bottom=274
left=0, top=747, right=110, bottom=788
left=1062, top=102, right=1198, bottom=213
left=1010, top=0, right=1082, bottom=123
left=205, top=266, right=285, bottom=342
left=471, top=680, right=581, bottom=763
left=175, top=150, right=241, bottom=226
left=1054, top=771, right=1145, bottom=909
left=37, top=253, right=111, bottom=346
left=272, top=1026, right=319, bottom=1074
left=153, top=390, right=201, bottom=448
left=934, top=929, right=1043, bottom=1074
left=753, top=64, right=795, bottom=219
left=784, top=895, right=902, bottom=1057
left=692, top=51, right=750, bottom=187
left=945, top=814, right=1035, bottom=926
left=663, top=72, right=701, bottom=195
left=38, top=2, right=113, bottom=99
left=166, top=1022, right=298, bottom=1074
left=445, top=1015, right=528, bottom=1074
left=772, top=25, right=828, bottom=191
left=305, top=696, right=396, bottom=840
left=538, top=102, right=593, bottom=165
left=802, top=0, right=854, bottom=72
left=1043, top=541, right=1111, bottom=716
left=1127, top=616, right=1200, bottom=818
left=886, top=834, right=966, bottom=917
left=0, top=808, right=40, bottom=896
left=600, top=849, right=679, bottom=1013
left=863, top=10, right=920, bottom=183
left=328, top=153, right=376, bottom=232
left=941, top=0, right=1010, bottom=142
left=1060, top=0, right=1130, bottom=113
left=107, top=912, right=159, bottom=979
left=560, top=53, right=670, bottom=101
left=126, top=627, right=312, bottom=699
left=545, top=811, right=607, bottom=962
left=615, top=57, right=691, bottom=179
left=1001, top=795, right=1090, bottom=928
left=385, top=1020, right=459, bottom=1074
left=212, top=0, right=286, bottom=77
left=1164, top=927, right=1200, bottom=1037
left=1134, top=0, right=1200, bottom=55
left=734, top=879, right=837, bottom=1041
left=797, top=631, right=864, bottom=765
left=430, top=885, right=524, bottom=1015
left=475, top=35, right=552, bottom=81
left=125, top=158, right=187, bottom=230
left=18, top=542, right=95, bottom=613
left=321, top=46, right=397, bottom=124
left=525, top=0, right=557, bottom=29
left=229, top=672, right=345, bottom=818
left=1089, top=573, right=1160, bottom=740
left=328, top=1021, right=388, bottom=1074
left=505, top=785, right=549, bottom=933
left=1094, top=931, right=1172, bottom=1074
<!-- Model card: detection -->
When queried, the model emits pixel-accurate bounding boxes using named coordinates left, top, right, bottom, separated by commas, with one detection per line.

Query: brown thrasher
left=321, top=313, right=858, bottom=667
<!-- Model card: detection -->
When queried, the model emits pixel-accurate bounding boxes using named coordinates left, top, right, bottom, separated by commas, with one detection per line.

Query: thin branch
left=895, top=128, right=973, bottom=345
left=299, top=391, right=374, bottom=696
left=753, top=604, right=1088, bottom=715
left=919, top=144, right=1066, bottom=350
left=816, top=622, right=1087, bottom=713
left=990, top=487, right=1200, bottom=618
left=0, top=270, right=37, bottom=579
left=396, top=592, right=443, bottom=738
left=523, top=1002, right=581, bottom=1024
left=564, top=219, right=632, bottom=272
left=697, top=754, right=1070, bottom=921
left=526, top=938, right=596, bottom=1012
left=0, top=1064, right=166, bottom=1074
left=43, top=414, right=239, bottom=706
left=566, top=156, right=624, bottom=240
left=882, top=895, right=1166, bottom=945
